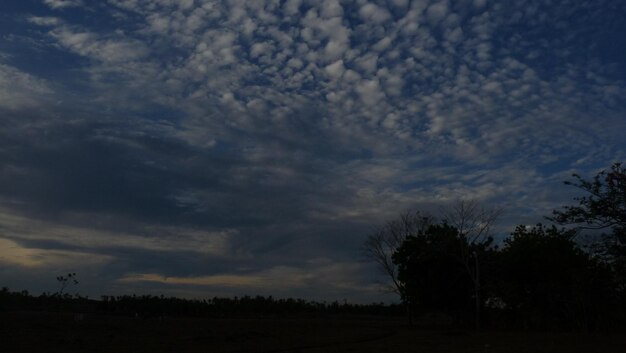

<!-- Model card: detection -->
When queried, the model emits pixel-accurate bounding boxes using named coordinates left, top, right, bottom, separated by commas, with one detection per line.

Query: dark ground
left=2, top=312, right=626, bottom=353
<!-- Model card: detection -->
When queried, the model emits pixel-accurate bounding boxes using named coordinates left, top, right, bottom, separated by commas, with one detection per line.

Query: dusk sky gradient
left=0, top=0, right=625, bottom=303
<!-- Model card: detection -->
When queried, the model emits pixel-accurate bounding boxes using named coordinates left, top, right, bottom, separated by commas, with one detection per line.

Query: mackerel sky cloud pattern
left=0, top=0, right=625, bottom=302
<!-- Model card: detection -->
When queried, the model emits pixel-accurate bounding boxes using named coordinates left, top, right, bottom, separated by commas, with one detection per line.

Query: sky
left=0, top=0, right=625, bottom=303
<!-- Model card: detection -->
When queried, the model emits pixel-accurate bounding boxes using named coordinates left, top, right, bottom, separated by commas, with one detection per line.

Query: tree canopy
left=495, top=224, right=615, bottom=330
left=551, top=162, right=626, bottom=231
left=392, top=223, right=473, bottom=319
left=550, top=162, right=626, bottom=289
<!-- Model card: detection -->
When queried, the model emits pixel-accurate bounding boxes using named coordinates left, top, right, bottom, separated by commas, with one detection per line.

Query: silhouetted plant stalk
left=56, top=273, right=78, bottom=298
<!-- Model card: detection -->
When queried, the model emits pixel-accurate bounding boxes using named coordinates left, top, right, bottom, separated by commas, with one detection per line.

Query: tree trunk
left=474, top=252, right=481, bottom=330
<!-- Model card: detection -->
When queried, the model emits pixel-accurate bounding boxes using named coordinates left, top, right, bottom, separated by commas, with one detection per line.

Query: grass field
left=2, top=312, right=626, bottom=352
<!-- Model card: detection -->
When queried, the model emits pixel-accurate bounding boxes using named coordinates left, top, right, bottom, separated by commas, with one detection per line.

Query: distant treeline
left=0, top=288, right=405, bottom=318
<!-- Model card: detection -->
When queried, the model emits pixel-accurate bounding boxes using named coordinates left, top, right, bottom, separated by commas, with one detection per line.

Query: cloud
left=120, top=273, right=268, bottom=288
left=324, top=59, right=345, bottom=79
left=473, top=0, right=487, bottom=9
left=118, top=259, right=380, bottom=301
left=49, top=27, right=149, bottom=63
left=359, top=3, right=392, bottom=24
left=320, top=0, right=343, bottom=19
left=28, top=16, right=63, bottom=26
left=0, top=238, right=112, bottom=268
left=0, top=64, right=54, bottom=110
left=43, top=0, right=83, bottom=9
left=426, top=1, right=449, bottom=24
left=0, top=207, right=238, bottom=257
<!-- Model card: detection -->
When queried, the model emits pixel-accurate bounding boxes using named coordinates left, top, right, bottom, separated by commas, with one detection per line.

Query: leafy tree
left=551, top=162, right=626, bottom=231
left=496, top=224, right=615, bottom=330
left=550, top=162, right=626, bottom=287
left=392, top=223, right=475, bottom=323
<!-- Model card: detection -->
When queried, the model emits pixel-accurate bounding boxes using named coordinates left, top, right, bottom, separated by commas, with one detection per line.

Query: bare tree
left=363, top=210, right=434, bottom=324
left=363, top=210, right=434, bottom=295
left=440, top=199, right=502, bottom=245
left=440, top=199, right=503, bottom=329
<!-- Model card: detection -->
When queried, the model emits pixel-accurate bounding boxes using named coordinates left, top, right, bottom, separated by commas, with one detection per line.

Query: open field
left=2, top=312, right=626, bottom=353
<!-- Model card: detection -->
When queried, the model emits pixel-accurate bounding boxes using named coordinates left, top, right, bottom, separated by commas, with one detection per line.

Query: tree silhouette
left=364, top=201, right=501, bottom=328
left=440, top=200, right=502, bottom=329
left=550, top=162, right=626, bottom=292
left=392, top=223, right=475, bottom=323
left=496, top=224, right=615, bottom=330
left=550, top=162, right=626, bottom=231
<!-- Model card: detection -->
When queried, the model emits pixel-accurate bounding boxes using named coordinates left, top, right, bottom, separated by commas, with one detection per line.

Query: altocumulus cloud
left=0, top=0, right=625, bottom=302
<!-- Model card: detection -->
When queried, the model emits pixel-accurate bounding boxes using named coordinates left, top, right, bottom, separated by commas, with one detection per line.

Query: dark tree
left=550, top=162, right=626, bottom=231
left=496, top=224, right=615, bottom=330
left=392, top=223, right=475, bottom=323
left=440, top=200, right=502, bottom=329
left=550, top=162, right=626, bottom=288
left=364, top=201, right=501, bottom=328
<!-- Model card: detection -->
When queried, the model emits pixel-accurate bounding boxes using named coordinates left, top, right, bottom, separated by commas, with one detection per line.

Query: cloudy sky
left=0, top=0, right=625, bottom=303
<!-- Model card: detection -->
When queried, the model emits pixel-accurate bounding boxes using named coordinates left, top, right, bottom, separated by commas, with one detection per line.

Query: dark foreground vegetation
left=2, top=304, right=626, bottom=353
left=2, top=289, right=626, bottom=353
